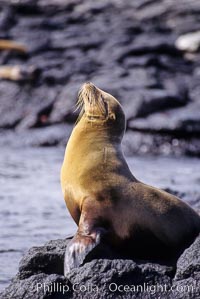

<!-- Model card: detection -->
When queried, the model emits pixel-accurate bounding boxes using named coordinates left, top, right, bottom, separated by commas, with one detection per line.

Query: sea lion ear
left=109, top=113, right=116, bottom=120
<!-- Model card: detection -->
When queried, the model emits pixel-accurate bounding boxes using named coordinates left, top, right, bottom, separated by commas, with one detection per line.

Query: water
left=0, top=146, right=76, bottom=292
left=0, top=146, right=200, bottom=291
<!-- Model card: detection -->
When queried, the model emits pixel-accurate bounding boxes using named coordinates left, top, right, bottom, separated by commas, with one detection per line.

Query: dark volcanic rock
left=18, top=239, right=68, bottom=280
left=128, top=102, right=200, bottom=137
left=0, top=124, right=73, bottom=147
left=1, top=235, right=200, bottom=299
left=0, top=81, right=22, bottom=128
left=49, top=80, right=84, bottom=124
left=175, top=236, right=200, bottom=281
left=1, top=274, right=70, bottom=299
left=127, top=88, right=188, bottom=120
left=0, top=0, right=200, bottom=156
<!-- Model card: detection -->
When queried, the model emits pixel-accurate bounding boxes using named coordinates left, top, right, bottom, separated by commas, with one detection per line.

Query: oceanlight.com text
left=36, top=282, right=196, bottom=295
left=108, top=282, right=195, bottom=295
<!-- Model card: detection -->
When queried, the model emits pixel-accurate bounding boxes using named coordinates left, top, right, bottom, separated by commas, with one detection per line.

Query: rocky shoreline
left=0, top=0, right=200, bottom=156
left=1, top=187, right=200, bottom=299
left=1, top=234, right=200, bottom=299
left=1, top=125, right=200, bottom=157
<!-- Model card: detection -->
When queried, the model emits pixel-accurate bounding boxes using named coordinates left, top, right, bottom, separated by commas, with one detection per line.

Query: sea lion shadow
left=83, top=241, right=180, bottom=268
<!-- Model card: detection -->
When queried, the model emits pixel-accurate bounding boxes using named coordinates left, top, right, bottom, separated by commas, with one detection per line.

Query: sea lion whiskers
left=74, top=90, right=83, bottom=111
left=74, top=89, right=85, bottom=124
left=88, top=87, right=107, bottom=117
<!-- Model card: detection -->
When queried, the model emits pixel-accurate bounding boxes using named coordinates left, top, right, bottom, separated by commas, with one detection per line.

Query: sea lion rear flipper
left=64, top=229, right=102, bottom=276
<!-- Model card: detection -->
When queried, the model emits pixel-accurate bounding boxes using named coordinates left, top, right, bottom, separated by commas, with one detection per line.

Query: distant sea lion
left=0, top=65, right=38, bottom=81
left=0, top=39, right=27, bottom=53
left=0, top=40, right=30, bottom=81
left=61, top=82, right=200, bottom=275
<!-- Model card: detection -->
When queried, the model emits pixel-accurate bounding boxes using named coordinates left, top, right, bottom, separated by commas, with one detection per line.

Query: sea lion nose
left=82, top=81, right=96, bottom=90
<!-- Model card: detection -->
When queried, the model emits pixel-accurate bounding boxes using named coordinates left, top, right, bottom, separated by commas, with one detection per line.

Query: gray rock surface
left=0, top=0, right=200, bottom=155
left=0, top=124, right=73, bottom=147
left=1, top=235, right=200, bottom=298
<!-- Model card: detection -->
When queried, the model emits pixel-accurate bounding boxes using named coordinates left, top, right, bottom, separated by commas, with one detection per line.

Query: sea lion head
left=76, top=82, right=126, bottom=139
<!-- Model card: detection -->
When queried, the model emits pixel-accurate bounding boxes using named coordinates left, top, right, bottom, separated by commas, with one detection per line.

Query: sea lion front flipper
left=64, top=228, right=102, bottom=276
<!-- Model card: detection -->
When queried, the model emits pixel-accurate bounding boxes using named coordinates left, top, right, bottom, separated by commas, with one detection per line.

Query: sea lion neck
left=75, top=106, right=126, bottom=143
left=73, top=118, right=122, bottom=146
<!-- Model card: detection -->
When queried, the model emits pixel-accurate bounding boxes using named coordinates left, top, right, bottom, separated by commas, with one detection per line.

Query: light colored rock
left=175, top=31, right=200, bottom=52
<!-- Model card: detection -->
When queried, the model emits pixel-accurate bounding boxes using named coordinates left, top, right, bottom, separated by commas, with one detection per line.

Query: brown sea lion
left=0, top=65, right=38, bottom=81
left=0, top=39, right=27, bottom=53
left=61, top=82, right=200, bottom=275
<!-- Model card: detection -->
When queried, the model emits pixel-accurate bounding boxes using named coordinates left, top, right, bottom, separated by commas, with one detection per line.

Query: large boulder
left=1, top=235, right=199, bottom=299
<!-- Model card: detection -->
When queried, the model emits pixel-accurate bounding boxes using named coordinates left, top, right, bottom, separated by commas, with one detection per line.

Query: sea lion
left=61, top=82, right=200, bottom=275
left=0, top=39, right=27, bottom=53
left=0, top=65, right=38, bottom=81
left=0, top=40, right=30, bottom=81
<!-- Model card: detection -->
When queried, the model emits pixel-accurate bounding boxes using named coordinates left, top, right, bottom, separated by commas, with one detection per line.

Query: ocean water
left=0, top=146, right=200, bottom=291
